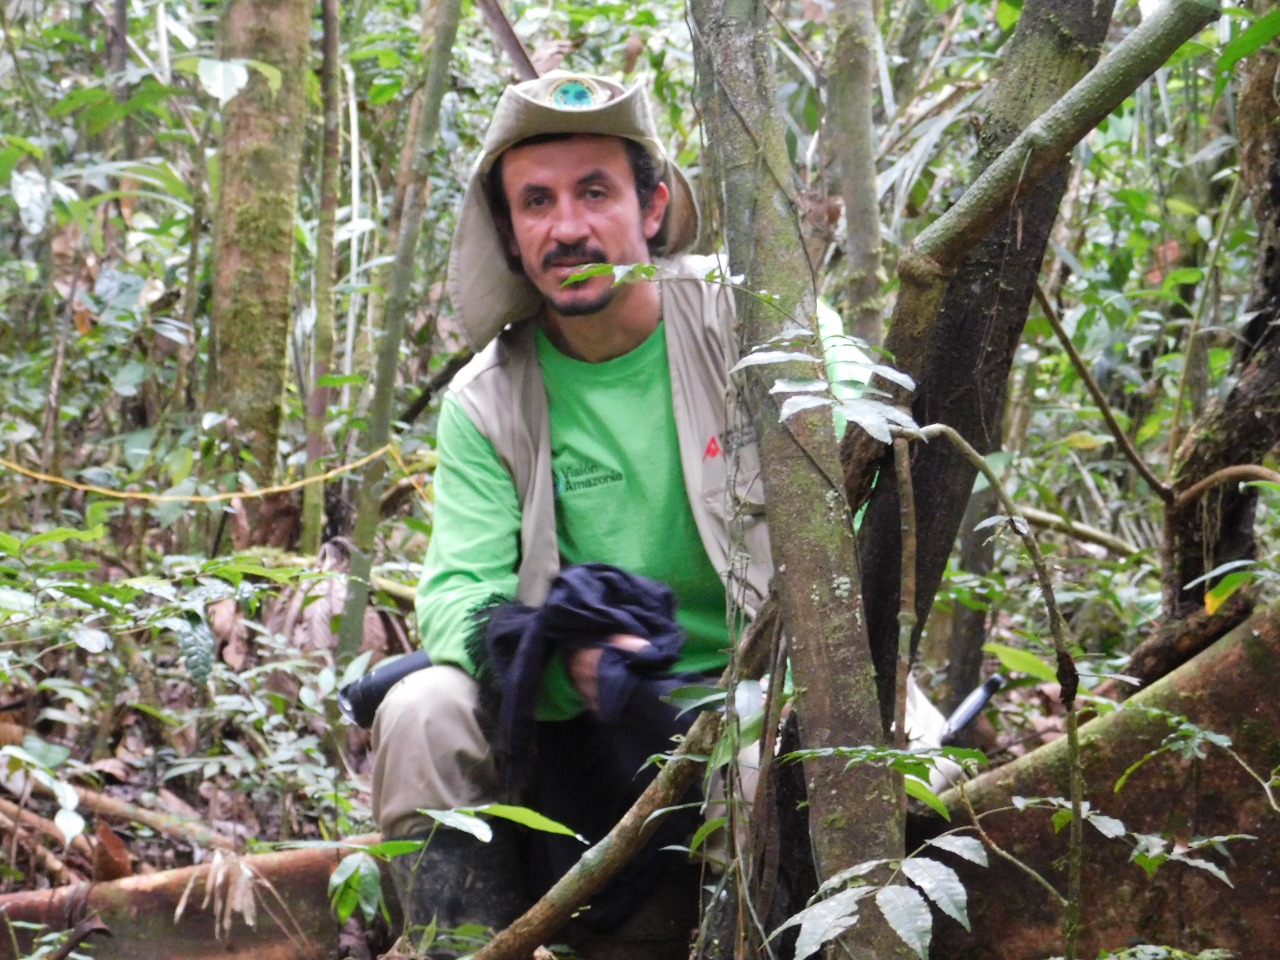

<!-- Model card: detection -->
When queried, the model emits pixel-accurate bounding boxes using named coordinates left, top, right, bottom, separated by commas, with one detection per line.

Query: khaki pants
left=371, top=665, right=508, bottom=838
left=371, top=663, right=758, bottom=858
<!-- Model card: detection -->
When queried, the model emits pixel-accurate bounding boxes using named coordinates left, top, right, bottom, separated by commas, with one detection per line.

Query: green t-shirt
left=416, top=322, right=729, bottom=720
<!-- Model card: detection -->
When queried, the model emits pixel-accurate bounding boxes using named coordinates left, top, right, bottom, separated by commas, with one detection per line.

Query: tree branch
left=1034, top=282, right=1173, bottom=503
left=1173, top=464, right=1280, bottom=514
left=474, top=0, right=537, bottom=81
left=1015, top=505, right=1141, bottom=557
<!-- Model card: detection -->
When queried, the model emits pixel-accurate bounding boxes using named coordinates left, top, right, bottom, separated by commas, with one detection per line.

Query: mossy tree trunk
left=922, top=609, right=1280, bottom=959
left=846, top=0, right=1119, bottom=720
left=690, top=0, right=904, bottom=955
left=205, top=0, right=310, bottom=498
left=1164, top=0, right=1280, bottom=618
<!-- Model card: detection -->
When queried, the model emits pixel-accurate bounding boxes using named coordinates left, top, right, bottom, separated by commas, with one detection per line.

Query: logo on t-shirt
left=703, top=435, right=722, bottom=460
left=554, top=457, right=624, bottom=496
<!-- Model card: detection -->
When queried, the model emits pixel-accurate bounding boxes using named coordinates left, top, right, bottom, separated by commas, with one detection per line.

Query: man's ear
left=642, top=182, right=671, bottom=242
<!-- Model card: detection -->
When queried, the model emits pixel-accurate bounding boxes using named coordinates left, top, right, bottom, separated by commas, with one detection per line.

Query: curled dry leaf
left=92, top=819, right=134, bottom=882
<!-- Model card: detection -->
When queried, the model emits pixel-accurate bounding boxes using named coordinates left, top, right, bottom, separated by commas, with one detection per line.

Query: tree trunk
left=921, top=608, right=1280, bottom=960
left=206, top=0, right=310, bottom=491
left=689, top=0, right=903, bottom=955
left=851, top=0, right=1116, bottom=722
left=827, top=0, right=884, bottom=349
left=301, top=0, right=342, bottom=555
left=0, top=836, right=395, bottom=960
left=336, top=0, right=462, bottom=659
left=1164, top=0, right=1280, bottom=618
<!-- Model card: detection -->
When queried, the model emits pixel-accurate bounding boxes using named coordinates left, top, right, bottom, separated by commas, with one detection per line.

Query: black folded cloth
left=474, top=562, right=698, bottom=789
left=466, top=563, right=708, bottom=934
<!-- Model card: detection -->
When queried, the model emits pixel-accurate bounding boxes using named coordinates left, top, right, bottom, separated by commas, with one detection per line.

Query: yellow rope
left=0, top=445, right=400, bottom=504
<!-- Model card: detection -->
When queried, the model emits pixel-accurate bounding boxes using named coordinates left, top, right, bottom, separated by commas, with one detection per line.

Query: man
left=371, top=70, right=771, bottom=950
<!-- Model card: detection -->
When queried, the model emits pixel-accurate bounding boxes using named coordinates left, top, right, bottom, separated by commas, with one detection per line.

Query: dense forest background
left=1, top=0, right=1278, bottom=957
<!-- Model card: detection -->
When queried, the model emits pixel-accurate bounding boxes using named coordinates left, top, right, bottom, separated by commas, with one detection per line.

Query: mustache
left=542, top=244, right=610, bottom=272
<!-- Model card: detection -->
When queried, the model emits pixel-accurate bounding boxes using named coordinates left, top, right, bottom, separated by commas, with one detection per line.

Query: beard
left=537, top=242, right=615, bottom=317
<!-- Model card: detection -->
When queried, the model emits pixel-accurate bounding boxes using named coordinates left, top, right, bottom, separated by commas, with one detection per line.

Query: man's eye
left=524, top=195, right=550, bottom=209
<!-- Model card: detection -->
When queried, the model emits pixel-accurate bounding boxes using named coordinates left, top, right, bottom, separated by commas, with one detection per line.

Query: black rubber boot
left=387, top=824, right=530, bottom=958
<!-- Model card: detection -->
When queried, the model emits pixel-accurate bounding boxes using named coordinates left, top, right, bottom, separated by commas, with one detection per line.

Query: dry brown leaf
left=92, top=819, right=133, bottom=882
left=529, top=38, right=577, bottom=75
left=208, top=597, right=250, bottom=671
left=155, top=787, right=200, bottom=819
left=88, top=757, right=132, bottom=782
left=0, top=721, right=24, bottom=747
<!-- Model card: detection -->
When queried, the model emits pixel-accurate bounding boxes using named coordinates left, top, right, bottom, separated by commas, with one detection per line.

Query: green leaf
left=876, top=884, right=932, bottom=957
left=195, top=58, right=250, bottom=106
left=773, top=887, right=871, bottom=960
left=730, top=349, right=818, bottom=372
left=21, top=525, right=106, bottom=553
left=468, top=804, right=586, bottom=842
left=901, top=857, right=969, bottom=931
left=1087, top=812, right=1126, bottom=839
left=982, top=642, right=1056, bottom=683
left=422, top=808, right=491, bottom=841
left=0, top=532, right=22, bottom=556
left=244, top=60, right=283, bottom=95
left=71, top=627, right=111, bottom=653
left=995, top=0, right=1022, bottom=31
left=687, top=816, right=727, bottom=856
left=328, top=851, right=384, bottom=923
left=904, top=775, right=950, bottom=821
left=21, top=734, right=70, bottom=770
left=1217, top=9, right=1280, bottom=100
left=927, top=834, right=988, bottom=867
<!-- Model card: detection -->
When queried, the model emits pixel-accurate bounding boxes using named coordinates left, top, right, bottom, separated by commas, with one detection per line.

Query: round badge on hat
left=546, top=75, right=604, bottom=109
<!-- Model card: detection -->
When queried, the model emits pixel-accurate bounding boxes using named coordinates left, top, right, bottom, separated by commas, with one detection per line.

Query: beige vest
left=448, top=255, right=772, bottom=615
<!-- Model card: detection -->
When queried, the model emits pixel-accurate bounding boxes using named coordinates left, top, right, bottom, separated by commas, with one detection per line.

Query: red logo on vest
left=703, top=435, right=722, bottom=460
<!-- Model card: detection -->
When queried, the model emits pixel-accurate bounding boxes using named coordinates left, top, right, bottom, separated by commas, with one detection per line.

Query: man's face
left=498, top=135, right=669, bottom=320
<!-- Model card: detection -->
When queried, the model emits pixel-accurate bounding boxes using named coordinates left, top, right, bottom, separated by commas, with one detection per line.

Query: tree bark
left=827, top=0, right=885, bottom=348
left=689, top=0, right=902, bottom=955
left=1164, top=0, right=1280, bottom=617
left=0, top=836, right=393, bottom=960
left=301, top=0, right=343, bottom=555
left=921, top=608, right=1280, bottom=960
left=845, top=0, right=1222, bottom=722
left=206, top=0, right=311, bottom=492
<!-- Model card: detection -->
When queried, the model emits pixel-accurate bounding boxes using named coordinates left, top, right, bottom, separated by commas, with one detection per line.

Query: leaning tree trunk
left=205, top=0, right=310, bottom=494
left=690, top=0, right=902, bottom=956
left=1164, top=0, right=1280, bottom=619
left=849, top=0, right=1116, bottom=722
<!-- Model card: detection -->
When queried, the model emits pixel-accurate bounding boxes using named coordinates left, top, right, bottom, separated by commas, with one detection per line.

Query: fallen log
left=921, top=606, right=1280, bottom=959
left=0, top=834, right=397, bottom=960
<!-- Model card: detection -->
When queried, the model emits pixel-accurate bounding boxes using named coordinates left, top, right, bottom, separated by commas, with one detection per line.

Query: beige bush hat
left=447, top=71, right=700, bottom=351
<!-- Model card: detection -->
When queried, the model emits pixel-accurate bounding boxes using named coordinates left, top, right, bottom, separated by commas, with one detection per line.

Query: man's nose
left=548, top=201, right=589, bottom=244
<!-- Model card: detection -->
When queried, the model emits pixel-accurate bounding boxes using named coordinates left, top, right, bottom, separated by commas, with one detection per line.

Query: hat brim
left=447, top=75, right=700, bottom=353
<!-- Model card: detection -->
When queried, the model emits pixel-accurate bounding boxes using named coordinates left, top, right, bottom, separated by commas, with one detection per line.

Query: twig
left=0, top=809, right=77, bottom=884
left=7, top=780, right=237, bottom=852
left=397, top=349, right=473, bottom=426
left=0, top=797, right=94, bottom=859
left=955, top=788, right=1068, bottom=909
left=1173, top=464, right=1280, bottom=514
left=1015, top=504, right=1141, bottom=557
left=1034, top=282, right=1173, bottom=503
left=892, top=439, right=916, bottom=754
left=46, top=914, right=110, bottom=960
left=904, top=422, right=1085, bottom=957
left=474, top=0, right=537, bottom=81
left=472, top=599, right=778, bottom=960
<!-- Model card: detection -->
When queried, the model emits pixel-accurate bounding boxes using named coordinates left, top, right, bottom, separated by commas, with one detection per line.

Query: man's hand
left=567, top=634, right=652, bottom=717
